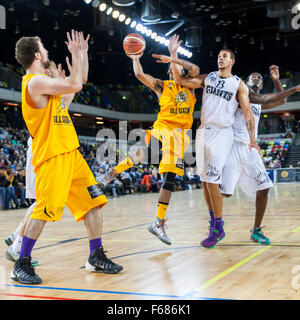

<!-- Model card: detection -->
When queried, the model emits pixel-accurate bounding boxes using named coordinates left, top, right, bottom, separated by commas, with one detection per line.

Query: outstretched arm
left=152, top=53, right=206, bottom=89
left=250, top=85, right=299, bottom=109
left=129, top=54, right=163, bottom=97
left=250, top=65, right=299, bottom=109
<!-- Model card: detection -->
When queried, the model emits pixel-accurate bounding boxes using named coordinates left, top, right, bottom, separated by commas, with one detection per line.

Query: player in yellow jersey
left=98, top=35, right=197, bottom=245
left=12, top=30, right=123, bottom=285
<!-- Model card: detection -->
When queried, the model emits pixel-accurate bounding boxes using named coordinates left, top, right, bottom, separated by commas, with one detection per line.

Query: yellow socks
left=114, top=156, right=134, bottom=174
left=156, top=202, right=169, bottom=221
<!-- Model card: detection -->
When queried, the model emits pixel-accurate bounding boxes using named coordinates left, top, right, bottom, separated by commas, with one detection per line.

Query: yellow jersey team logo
left=175, top=91, right=189, bottom=105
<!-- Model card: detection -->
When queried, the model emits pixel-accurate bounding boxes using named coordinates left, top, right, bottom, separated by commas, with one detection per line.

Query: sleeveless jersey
left=233, top=103, right=261, bottom=144
left=201, top=71, right=241, bottom=128
left=153, top=80, right=196, bottom=131
left=22, top=73, right=79, bottom=170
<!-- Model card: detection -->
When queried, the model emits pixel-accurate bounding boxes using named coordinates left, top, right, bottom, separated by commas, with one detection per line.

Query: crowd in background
left=0, top=127, right=31, bottom=209
left=0, top=127, right=202, bottom=210
left=0, top=61, right=298, bottom=209
left=259, top=139, right=291, bottom=168
left=0, top=122, right=298, bottom=210
left=79, top=141, right=202, bottom=198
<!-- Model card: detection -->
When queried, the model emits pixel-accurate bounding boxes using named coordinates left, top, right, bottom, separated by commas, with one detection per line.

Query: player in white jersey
left=153, top=37, right=259, bottom=249
left=221, top=66, right=300, bottom=244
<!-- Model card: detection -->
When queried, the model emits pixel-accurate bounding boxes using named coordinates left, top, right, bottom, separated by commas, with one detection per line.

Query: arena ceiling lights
left=84, top=0, right=193, bottom=58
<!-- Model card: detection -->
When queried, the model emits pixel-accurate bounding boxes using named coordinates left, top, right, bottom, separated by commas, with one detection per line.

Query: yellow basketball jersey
left=153, top=80, right=196, bottom=131
left=21, top=73, right=79, bottom=171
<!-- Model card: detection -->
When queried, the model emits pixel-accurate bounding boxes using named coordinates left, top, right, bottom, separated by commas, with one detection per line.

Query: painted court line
left=187, top=245, right=272, bottom=298
left=0, top=293, right=82, bottom=300
left=5, top=284, right=223, bottom=300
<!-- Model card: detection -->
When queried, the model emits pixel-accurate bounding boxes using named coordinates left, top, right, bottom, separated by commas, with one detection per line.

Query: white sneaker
left=148, top=218, right=172, bottom=245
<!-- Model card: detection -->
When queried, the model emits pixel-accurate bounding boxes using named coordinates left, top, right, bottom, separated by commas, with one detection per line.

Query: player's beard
left=248, top=79, right=260, bottom=92
left=42, top=59, right=51, bottom=69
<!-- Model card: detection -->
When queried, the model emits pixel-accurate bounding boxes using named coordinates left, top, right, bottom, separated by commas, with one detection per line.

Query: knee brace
left=161, top=172, right=176, bottom=191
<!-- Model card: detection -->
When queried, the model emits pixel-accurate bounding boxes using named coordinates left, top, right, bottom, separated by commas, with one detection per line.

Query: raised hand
left=65, top=29, right=82, bottom=55
left=79, top=31, right=90, bottom=52
left=168, top=34, right=182, bottom=56
left=152, top=54, right=172, bottom=64
left=269, top=65, right=280, bottom=81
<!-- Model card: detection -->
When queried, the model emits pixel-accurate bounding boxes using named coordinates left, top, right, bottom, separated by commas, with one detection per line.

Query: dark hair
left=247, top=72, right=263, bottom=82
left=220, top=48, right=235, bottom=61
left=167, top=62, right=188, bottom=76
left=15, top=36, right=41, bottom=69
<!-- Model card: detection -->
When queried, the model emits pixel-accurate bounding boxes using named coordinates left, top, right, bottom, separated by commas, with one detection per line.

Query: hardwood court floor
left=0, top=183, right=300, bottom=300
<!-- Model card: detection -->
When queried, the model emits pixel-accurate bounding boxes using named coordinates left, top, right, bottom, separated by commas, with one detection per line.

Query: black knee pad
left=161, top=172, right=176, bottom=191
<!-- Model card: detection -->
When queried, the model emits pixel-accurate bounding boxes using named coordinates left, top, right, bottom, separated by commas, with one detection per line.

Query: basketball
left=123, top=33, right=146, bottom=56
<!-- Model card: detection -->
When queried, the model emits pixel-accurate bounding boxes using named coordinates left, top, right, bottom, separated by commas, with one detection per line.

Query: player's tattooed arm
left=128, top=54, right=163, bottom=97
left=152, top=53, right=200, bottom=78
left=249, top=86, right=298, bottom=110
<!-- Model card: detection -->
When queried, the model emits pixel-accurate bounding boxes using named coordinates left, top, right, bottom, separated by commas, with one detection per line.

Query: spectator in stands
left=5, top=168, right=19, bottom=209
left=0, top=165, right=8, bottom=209
left=120, top=170, right=133, bottom=194
left=140, top=173, right=151, bottom=192
left=150, top=169, right=161, bottom=193
left=14, top=168, right=28, bottom=208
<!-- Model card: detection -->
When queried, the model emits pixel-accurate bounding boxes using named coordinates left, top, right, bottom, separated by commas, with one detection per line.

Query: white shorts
left=196, top=126, right=233, bottom=184
left=220, top=141, right=273, bottom=197
left=25, top=143, right=36, bottom=199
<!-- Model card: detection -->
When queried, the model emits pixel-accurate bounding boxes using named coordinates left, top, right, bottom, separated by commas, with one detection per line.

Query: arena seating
left=259, top=138, right=291, bottom=168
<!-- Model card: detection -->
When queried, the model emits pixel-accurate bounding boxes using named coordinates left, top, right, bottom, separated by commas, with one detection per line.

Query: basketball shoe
left=85, top=246, right=123, bottom=274
left=250, top=227, right=270, bottom=245
left=201, top=221, right=225, bottom=249
left=11, top=256, right=42, bottom=285
left=148, top=218, right=172, bottom=245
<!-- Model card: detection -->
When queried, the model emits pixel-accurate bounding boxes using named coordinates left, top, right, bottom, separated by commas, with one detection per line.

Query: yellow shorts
left=31, top=149, right=108, bottom=222
left=148, top=127, right=190, bottom=176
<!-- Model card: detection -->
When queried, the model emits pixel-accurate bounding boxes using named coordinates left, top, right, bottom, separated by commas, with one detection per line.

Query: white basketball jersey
left=201, top=71, right=241, bottom=128
left=233, top=103, right=261, bottom=144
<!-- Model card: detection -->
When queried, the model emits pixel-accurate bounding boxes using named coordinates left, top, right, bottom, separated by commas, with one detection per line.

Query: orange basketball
left=123, top=33, right=146, bottom=56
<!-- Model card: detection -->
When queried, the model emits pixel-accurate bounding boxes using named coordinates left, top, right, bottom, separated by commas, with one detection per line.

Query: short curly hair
left=15, top=36, right=41, bottom=69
